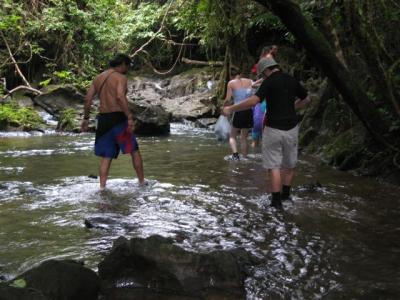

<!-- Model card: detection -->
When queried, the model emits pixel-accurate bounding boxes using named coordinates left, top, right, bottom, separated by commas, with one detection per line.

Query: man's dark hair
left=109, top=53, right=131, bottom=68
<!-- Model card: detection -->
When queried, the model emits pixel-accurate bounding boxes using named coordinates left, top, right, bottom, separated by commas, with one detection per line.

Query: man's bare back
left=94, top=70, right=128, bottom=113
left=81, top=60, right=132, bottom=133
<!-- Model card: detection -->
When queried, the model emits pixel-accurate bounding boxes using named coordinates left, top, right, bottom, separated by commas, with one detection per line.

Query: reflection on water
left=0, top=123, right=399, bottom=299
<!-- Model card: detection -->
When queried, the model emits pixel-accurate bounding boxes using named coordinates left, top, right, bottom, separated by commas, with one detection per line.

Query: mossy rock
left=15, top=260, right=100, bottom=300
left=0, top=102, right=45, bottom=131
left=10, top=91, right=34, bottom=107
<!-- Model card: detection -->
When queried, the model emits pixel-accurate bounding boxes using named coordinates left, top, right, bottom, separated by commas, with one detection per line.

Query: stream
left=0, top=123, right=399, bottom=299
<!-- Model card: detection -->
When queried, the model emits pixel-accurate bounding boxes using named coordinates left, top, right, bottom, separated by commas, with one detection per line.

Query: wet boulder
left=0, top=283, right=47, bottom=300
left=162, top=68, right=217, bottom=120
left=98, top=235, right=254, bottom=299
left=13, top=259, right=100, bottom=300
left=9, top=91, right=35, bottom=107
left=165, top=68, right=213, bottom=98
left=34, top=85, right=84, bottom=116
left=128, top=101, right=171, bottom=135
left=162, top=92, right=217, bottom=121
left=127, top=68, right=217, bottom=121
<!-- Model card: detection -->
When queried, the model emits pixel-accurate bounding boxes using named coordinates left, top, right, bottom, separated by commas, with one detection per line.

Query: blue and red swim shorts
left=95, top=112, right=139, bottom=158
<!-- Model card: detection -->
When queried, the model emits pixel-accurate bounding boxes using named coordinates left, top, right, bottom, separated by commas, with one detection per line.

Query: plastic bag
left=214, top=115, right=231, bottom=141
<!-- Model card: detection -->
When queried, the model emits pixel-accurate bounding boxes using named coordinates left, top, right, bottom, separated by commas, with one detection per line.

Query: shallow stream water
left=0, top=124, right=399, bottom=299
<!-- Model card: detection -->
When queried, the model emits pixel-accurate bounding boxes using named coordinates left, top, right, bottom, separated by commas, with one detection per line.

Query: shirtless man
left=81, top=53, right=144, bottom=189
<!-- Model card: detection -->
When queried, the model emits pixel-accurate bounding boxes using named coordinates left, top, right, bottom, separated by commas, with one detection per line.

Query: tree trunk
left=253, top=0, right=396, bottom=150
left=216, top=44, right=232, bottom=103
left=181, top=57, right=224, bottom=67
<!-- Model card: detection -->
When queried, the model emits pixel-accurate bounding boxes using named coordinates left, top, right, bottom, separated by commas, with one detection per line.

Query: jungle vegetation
left=1, top=0, right=399, bottom=152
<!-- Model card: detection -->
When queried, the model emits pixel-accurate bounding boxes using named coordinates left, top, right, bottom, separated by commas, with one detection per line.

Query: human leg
left=262, top=127, right=284, bottom=209
left=240, top=129, right=249, bottom=157
left=131, top=150, right=145, bottom=184
left=280, top=125, right=299, bottom=200
left=269, top=168, right=283, bottom=209
left=99, top=157, right=112, bottom=189
left=280, top=168, right=295, bottom=200
left=229, top=127, right=240, bottom=159
left=270, top=169, right=282, bottom=193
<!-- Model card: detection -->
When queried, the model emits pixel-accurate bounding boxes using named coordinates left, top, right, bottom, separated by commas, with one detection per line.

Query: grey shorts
left=262, top=125, right=299, bottom=169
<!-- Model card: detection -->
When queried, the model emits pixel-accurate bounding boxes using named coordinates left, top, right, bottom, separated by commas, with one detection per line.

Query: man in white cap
left=222, top=58, right=311, bottom=209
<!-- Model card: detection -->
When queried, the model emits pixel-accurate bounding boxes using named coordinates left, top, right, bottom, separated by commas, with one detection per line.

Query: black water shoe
left=231, top=152, right=240, bottom=161
left=270, top=192, right=283, bottom=209
left=281, top=185, right=291, bottom=201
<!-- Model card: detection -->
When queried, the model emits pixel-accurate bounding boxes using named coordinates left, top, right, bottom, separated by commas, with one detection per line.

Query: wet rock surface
left=2, top=235, right=256, bottom=300
left=12, top=260, right=100, bottom=300
left=128, top=101, right=171, bottom=135
left=98, top=235, right=254, bottom=299
left=33, top=85, right=85, bottom=116
left=0, top=283, right=47, bottom=300
left=127, top=68, right=218, bottom=122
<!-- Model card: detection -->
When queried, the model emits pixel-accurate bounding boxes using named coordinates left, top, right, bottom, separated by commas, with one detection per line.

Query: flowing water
left=0, top=124, right=399, bottom=299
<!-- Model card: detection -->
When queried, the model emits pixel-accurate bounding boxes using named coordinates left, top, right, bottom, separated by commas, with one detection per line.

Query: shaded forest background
left=1, top=0, right=399, bottom=181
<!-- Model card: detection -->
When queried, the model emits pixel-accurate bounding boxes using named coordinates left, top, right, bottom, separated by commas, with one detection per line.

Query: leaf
left=39, top=78, right=52, bottom=87
left=10, top=278, right=27, bottom=288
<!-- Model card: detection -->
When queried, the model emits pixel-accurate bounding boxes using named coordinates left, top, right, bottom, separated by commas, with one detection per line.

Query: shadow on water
left=0, top=123, right=399, bottom=299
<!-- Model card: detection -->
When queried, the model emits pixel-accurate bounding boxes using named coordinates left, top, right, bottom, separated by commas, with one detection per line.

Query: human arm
left=295, top=95, right=311, bottom=110
left=81, top=83, right=96, bottom=132
left=222, top=82, right=233, bottom=106
left=222, top=95, right=260, bottom=116
left=252, top=78, right=263, bottom=88
left=116, top=76, right=134, bottom=130
left=294, top=80, right=310, bottom=111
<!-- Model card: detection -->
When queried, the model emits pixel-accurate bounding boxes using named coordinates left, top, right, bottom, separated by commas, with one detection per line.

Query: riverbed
left=0, top=123, right=399, bottom=299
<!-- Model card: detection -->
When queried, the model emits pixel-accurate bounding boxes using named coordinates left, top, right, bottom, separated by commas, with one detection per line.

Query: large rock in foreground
left=11, top=260, right=100, bottom=300
left=0, top=283, right=47, bottom=300
left=98, top=235, right=254, bottom=299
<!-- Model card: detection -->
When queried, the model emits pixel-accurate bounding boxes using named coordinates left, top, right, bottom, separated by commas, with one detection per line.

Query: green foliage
left=53, top=70, right=73, bottom=83
left=39, top=78, right=52, bottom=88
left=0, top=102, right=44, bottom=130
left=10, top=278, right=26, bottom=288
left=0, top=0, right=398, bottom=140
left=58, top=108, right=77, bottom=131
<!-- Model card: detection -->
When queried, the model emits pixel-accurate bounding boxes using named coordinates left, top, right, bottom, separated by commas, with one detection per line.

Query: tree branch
left=130, top=0, right=175, bottom=58
left=181, top=57, right=223, bottom=66
left=0, top=30, right=32, bottom=88
left=1, top=85, right=42, bottom=102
